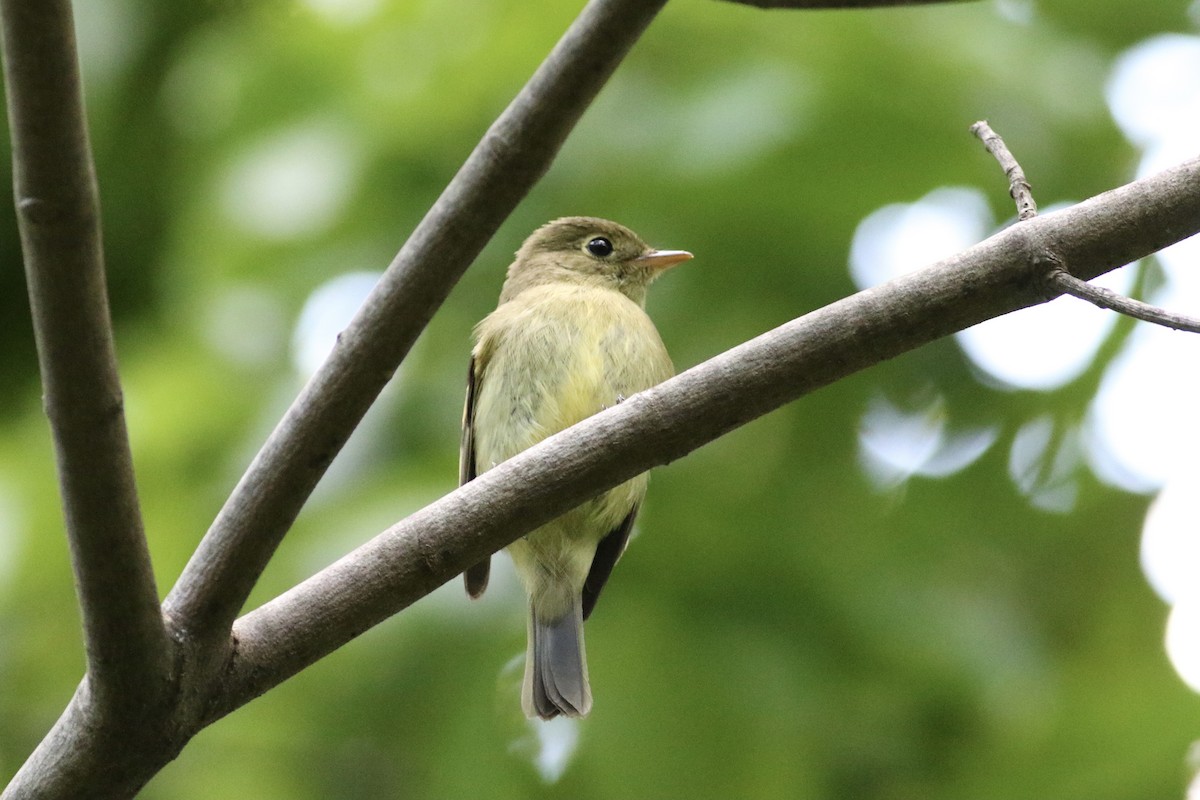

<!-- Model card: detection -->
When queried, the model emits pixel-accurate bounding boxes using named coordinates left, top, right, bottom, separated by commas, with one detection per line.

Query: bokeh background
left=2, top=0, right=1200, bottom=797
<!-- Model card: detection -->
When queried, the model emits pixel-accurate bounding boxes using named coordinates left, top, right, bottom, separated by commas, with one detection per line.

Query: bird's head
left=500, top=216, right=692, bottom=305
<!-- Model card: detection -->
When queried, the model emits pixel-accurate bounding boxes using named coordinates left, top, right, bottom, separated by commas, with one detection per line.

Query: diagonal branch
left=212, top=155, right=1200, bottom=718
left=0, top=0, right=169, bottom=707
left=163, top=0, right=671, bottom=642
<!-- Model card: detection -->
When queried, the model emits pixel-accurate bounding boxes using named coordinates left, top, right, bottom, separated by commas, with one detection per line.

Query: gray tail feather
left=522, top=597, right=592, bottom=719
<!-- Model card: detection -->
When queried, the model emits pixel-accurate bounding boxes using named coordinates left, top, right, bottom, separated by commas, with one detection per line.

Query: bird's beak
left=635, top=249, right=693, bottom=272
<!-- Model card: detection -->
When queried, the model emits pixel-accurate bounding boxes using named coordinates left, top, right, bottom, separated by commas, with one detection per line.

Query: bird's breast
left=472, top=286, right=673, bottom=467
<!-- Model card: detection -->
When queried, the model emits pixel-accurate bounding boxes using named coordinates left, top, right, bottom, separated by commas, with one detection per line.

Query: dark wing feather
left=459, top=356, right=478, bottom=486
left=581, top=504, right=638, bottom=621
left=460, top=356, right=490, bottom=598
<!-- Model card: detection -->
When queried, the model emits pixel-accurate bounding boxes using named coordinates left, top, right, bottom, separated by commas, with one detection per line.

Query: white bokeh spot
left=849, top=186, right=992, bottom=289
left=1167, top=599, right=1200, bottom=694
left=858, top=393, right=997, bottom=488
left=221, top=122, right=359, bottom=240
left=1008, top=415, right=1080, bottom=513
left=1107, top=35, right=1200, bottom=148
left=1141, top=467, right=1200, bottom=606
left=292, top=272, right=381, bottom=377
left=1084, top=313, right=1200, bottom=494
left=301, top=0, right=381, bottom=24
left=530, top=717, right=580, bottom=784
left=1106, top=31, right=1200, bottom=697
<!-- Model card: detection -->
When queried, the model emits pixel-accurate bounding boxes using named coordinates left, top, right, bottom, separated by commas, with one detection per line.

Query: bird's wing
left=581, top=504, right=639, bottom=621
left=460, top=355, right=490, bottom=598
left=459, top=356, right=478, bottom=486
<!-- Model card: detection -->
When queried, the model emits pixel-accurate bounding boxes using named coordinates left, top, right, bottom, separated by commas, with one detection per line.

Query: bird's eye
left=585, top=237, right=614, bottom=257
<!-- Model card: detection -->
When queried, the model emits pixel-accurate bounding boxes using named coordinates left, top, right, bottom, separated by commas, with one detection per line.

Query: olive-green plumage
left=460, top=217, right=691, bottom=719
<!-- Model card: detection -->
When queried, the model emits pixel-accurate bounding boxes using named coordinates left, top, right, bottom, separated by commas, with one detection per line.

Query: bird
left=459, top=216, right=691, bottom=719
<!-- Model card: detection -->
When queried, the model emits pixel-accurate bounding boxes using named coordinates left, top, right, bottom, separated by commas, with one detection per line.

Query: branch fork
left=971, top=119, right=1200, bottom=334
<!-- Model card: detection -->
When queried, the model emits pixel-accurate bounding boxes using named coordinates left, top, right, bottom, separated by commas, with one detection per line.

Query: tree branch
left=0, top=0, right=168, bottom=708
left=1046, top=270, right=1200, bottom=333
left=163, top=0, right=671, bottom=642
left=972, top=120, right=1200, bottom=335
left=971, top=120, right=1037, bottom=221
left=213, top=155, right=1200, bottom=719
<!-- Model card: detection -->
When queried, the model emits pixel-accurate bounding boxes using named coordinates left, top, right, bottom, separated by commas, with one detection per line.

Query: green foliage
left=1, top=0, right=1196, bottom=797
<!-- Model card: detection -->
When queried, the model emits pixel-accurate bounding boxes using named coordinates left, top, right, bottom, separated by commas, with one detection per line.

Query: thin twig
left=0, top=0, right=169, bottom=707
left=1047, top=270, right=1200, bottom=333
left=971, top=120, right=1200, bottom=335
left=970, top=120, right=1037, bottom=220
left=163, top=0, right=671, bottom=642
left=214, top=155, right=1200, bottom=719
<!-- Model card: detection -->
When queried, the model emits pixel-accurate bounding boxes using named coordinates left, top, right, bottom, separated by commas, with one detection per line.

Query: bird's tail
left=522, top=596, right=592, bottom=719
